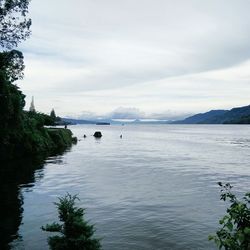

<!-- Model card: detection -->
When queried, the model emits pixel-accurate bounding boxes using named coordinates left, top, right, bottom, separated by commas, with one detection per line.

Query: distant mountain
left=207, top=105, right=250, bottom=124
left=173, top=105, right=250, bottom=124
left=62, top=118, right=96, bottom=125
left=172, top=110, right=227, bottom=124
left=131, top=119, right=170, bottom=124
left=224, top=115, right=250, bottom=124
left=64, top=105, right=250, bottom=125
left=62, top=118, right=169, bottom=125
left=62, top=118, right=123, bottom=125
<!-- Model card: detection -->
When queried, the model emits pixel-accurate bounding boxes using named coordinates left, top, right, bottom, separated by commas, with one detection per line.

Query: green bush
left=42, top=194, right=101, bottom=250
left=209, top=183, right=250, bottom=249
left=47, top=129, right=74, bottom=149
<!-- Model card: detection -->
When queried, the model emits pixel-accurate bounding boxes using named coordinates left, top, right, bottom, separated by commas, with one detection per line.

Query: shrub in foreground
left=42, top=194, right=101, bottom=250
left=209, top=182, right=250, bottom=249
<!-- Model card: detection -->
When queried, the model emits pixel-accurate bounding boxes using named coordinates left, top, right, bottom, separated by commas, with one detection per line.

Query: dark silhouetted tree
left=50, top=108, right=56, bottom=120
left=0, top=49, right=24, bottom=82
left=0, top=0, right=32, bottom=49
left=0, top=0, right=31, bottom=131
left=29, top=96, right=35, bottom=112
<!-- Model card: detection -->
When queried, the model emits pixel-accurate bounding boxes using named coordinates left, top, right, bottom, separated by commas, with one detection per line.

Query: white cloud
left=17, top=0, right=250, bottom=117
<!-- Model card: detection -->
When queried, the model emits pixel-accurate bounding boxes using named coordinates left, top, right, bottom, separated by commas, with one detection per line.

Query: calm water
left=4, top=125, right=250, bottom=249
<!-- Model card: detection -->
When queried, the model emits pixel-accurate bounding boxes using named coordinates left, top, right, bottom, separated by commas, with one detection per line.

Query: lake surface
left=3, top=125, right=250, bottom=249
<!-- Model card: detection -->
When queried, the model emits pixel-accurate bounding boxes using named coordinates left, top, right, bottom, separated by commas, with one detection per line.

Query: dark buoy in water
left=94, top=131, right=102, bottom=138
left=120, top=134, right=122, bottom=139
left=83, top=134, right=87, bottom=138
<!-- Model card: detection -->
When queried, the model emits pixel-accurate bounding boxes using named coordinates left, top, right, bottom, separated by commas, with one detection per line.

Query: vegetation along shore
left=0, top=1, right=76, bottom=161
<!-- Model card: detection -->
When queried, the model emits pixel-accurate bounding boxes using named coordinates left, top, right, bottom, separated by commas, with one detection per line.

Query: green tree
left=0, top=50, right=26, bottom=151
left=50, top=108, right=56, bottom=121
left=0, top=0, right=76, bottom=160
left=42, top=194, right=101, bottom=250
left=29, top=96, right=35, bottom=112
left=0, top=0, right=31, bottom=158
left=0, top=49, right=24, bottom=81
left=209, top=183, right=250, bottom=250
left=0, top=0, right=32, bottom=49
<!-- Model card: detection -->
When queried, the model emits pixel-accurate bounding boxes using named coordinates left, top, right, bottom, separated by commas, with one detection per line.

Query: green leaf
left=208, top=235, right=214, bottom=241
left=243, top=227, right=250, bottom=235
left=226, top=222, right=233, bottom=231
left=238, top=232, right=245, bottom=243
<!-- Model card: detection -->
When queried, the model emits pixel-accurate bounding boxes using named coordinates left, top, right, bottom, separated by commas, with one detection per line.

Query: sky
left=18, top=0, right=250, bottom=120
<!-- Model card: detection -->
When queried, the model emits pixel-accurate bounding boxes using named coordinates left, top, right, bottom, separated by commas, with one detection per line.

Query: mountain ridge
left=173, top=105, right=250, bottom=124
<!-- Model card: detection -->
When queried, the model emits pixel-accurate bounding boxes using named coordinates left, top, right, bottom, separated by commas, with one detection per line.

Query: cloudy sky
left=18, top=0, right=250, bottom=120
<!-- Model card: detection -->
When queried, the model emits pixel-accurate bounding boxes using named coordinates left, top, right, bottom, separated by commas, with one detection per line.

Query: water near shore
left=5, top=125, right=250, bottom=249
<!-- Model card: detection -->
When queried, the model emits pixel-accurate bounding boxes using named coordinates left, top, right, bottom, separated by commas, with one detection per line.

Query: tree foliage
left=0, top=49, right=24, bottom=81
left=0, top=0, right=29, bottom=138
left=0, top=0, right=76, bottom=160
left=0, top=0, right=31, bottom=49
left=50, top=108, right=56, bottom=120
left=209, top=183, right=250, bottom=250
left=29, top=96, right=35, bottom=112
left=42, top=194, right=101, bottom=250
left=0, top=71, right=25, bottom=132
left=0, top=52, right=26, bottom=155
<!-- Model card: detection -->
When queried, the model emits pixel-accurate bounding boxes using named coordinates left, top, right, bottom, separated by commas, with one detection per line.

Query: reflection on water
left=0, top=157, right=45, bottom=249
left=0, top=147, right=72, bottom=250
left=2, top=125, right=250, bottom=250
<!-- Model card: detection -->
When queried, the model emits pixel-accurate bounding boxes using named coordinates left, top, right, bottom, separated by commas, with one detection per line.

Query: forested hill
left=173, top=105, right=250, bottom=124
left=173, top=110, right=227, bottom=124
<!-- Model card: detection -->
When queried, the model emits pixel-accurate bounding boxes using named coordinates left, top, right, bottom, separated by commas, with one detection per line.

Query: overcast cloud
left=17, top=0, right=250, bottom=119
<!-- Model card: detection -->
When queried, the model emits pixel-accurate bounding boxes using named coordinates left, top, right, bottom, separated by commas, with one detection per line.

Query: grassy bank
left=47, top=128, right=77, bottom=152
left=0, top=110, right=77, bottom=161
left=22, top=126, right=77, bottom=156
